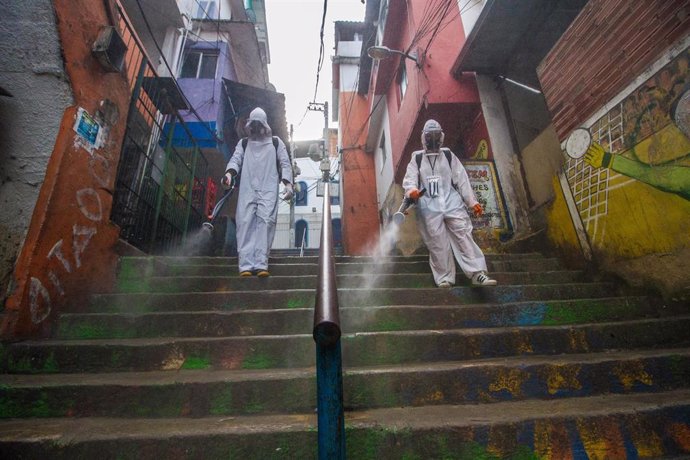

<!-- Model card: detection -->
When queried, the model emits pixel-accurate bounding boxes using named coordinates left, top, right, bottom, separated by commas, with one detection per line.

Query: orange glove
left=408, top=188, right=421, bottom=200
left=473, top=203, right=483, bottom=217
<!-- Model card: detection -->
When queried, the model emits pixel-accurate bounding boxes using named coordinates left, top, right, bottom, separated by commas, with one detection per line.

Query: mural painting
left=562, top=47, right=690, bottom=256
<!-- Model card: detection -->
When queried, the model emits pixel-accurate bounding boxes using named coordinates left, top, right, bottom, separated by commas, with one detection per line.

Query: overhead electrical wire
left=312, top=0, right=329, bottom=103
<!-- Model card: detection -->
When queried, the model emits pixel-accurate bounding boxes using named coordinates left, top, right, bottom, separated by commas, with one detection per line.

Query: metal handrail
left=312, top=175, right=345, bottom=459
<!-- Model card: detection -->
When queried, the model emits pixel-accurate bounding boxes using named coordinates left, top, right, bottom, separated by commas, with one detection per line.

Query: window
left=295, top=181, right=308, bottom=206
left=193, top=1, right=216, bottom=19
left=399, top=63, right=408, bottom=101
left=379, top=132, right=387, bottom=172
left=180, top=50, right=218, bottom=79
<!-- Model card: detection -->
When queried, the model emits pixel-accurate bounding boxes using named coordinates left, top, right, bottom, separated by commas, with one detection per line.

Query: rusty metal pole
left=313, top=169, right=345, bottom=459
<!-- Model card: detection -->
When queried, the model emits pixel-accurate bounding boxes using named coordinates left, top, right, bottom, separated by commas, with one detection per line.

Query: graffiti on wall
left=28, top=107, right=114, bottom=325
left=562, top=47, right=690, bottom=251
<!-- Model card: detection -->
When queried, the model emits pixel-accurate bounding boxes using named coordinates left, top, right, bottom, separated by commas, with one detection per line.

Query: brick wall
left=537, top=0, right=689, bottom=140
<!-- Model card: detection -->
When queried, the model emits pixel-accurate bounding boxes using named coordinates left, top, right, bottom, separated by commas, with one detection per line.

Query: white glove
left=282, top=182, right=294, bottom=201
left=221, top=172, right=235, bottom=190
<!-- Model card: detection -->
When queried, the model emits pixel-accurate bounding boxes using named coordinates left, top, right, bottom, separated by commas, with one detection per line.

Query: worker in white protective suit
left=222, top=107, right=293, bottom=277
left=402, top=119, right=497, bottom=288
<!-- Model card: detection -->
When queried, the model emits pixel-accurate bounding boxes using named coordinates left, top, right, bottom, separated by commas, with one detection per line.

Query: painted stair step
left=115, top=271, right=589, bottom=293
left=1, top=390, right=689, bottom=459
left=4, top=316, right=690, bottom=373
left=152, top=258, right=564, bottom=277
left=151, top=253, right=547, bottom=266
left=83, top=283, right=621, bottom=313
left=0, top=349, right=689, bottom=418
left=56, top=296, right=666, bottom=339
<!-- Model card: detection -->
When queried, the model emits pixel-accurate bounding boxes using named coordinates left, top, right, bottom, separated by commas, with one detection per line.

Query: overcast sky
left=265, top=0, right=366, bottom=141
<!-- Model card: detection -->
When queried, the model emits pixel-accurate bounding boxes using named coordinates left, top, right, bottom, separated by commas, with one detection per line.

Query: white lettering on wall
left=48, top=240, right=72, bottom=273
left=72, top=225, right=97, bottom=269
left=76, top=188, right=103, bottom=221
left=29, top=277, right=51, bottom=324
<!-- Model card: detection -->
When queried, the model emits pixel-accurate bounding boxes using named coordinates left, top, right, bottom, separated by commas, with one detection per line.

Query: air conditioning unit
left=92, top=26, right=127, bottom=73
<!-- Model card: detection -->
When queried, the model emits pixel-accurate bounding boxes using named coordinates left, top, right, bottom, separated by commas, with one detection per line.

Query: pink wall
left=376, top=0, right=480, bottom=180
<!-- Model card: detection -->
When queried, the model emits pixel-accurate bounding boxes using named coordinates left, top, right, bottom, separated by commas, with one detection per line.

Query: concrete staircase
left=1, top=253, right=689, bottom=458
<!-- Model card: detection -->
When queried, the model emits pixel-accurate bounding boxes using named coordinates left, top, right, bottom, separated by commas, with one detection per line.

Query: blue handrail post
left=313, top=173, right=346, bottom=459
left=316, top=339, right=345, bottom=459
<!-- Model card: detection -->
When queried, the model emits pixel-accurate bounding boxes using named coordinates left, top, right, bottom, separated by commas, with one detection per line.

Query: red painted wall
left=1, top=0, right=130, bottom=338
left=376, top=0, right=479, bottom=181
left=339, top=92, right=380, bottom=255
left=538, top=0, right=690, bottom=140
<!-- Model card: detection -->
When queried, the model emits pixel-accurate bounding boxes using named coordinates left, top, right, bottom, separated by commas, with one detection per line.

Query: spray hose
left=392, top=188, right=426, bottom=225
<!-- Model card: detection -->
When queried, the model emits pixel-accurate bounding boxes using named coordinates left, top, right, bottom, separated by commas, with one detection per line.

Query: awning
left=451, top=0, right=587, bottom=88
left=222, top=79, right=289, bottom=146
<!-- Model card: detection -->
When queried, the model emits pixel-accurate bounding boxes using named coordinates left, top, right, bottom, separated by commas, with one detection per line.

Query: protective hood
left=245, top=107, right=271, bottom=132
left=421, top=119, right=444, bottom=152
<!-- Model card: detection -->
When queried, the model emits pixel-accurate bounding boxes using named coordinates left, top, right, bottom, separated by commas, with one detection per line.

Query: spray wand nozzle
left=392, top=188, right=426, bottom=225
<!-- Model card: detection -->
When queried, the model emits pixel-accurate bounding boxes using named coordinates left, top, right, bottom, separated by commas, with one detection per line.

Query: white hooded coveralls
left=402, top=149, right=488, bottom=286
left=226, top=109, right=293, bottom=273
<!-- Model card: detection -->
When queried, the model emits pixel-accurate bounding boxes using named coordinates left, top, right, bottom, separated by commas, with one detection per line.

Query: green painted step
left=4, top=316, right=690, bottom=373
left=115, top=270, right=588, bottom=293
left=1, top=349, right=688, bottom=419
left=56, top=297, right=664, bottom=340
left=83, top=283, right=621, bottom=313
left=1, top=390, right=689, bottom=459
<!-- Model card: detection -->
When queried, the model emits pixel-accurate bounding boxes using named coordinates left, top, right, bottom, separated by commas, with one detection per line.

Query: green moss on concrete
left=8, top=355, right=35, bottom=373
left=110, top=350, right=128, bottom=368
left=245, top=400, right=265, bottom=414
left=59, top=323, right=107, bottom=339
left=210, top=387, right=233, bottom=415
left=29, top=391, right=52, bottom=417
left=346, top=427, right=390, bottom=459
left=242, top=352, right=277, bottom=369
left=2, top=351, right=56, bottom=374
left=376, top=317, right=409, bottom=332
left=181, top=355, right=212, bottom=370
left=286, top=297, right=304, bottom=309
left=401, top=454, right=423, bottom=460
left=116, top=277, right=151, bottom=293
left=42, top=353, right=59, bottom=373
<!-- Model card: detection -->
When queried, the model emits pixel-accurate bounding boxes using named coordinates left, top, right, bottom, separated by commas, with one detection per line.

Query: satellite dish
left=565, top=128, right=592, bottom=159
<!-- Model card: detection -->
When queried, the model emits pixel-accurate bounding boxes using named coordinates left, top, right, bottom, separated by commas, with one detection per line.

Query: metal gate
left=110, top=2, right=209, bottom=254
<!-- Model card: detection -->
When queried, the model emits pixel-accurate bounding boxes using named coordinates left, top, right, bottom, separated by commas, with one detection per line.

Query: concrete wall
left=0, top=0, right=74, bottom=308
left=521, top=125, right=565, bottom=209
left=475, top=75, right=531, bottom=236
left=2, top=0, right=132, bottom=338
